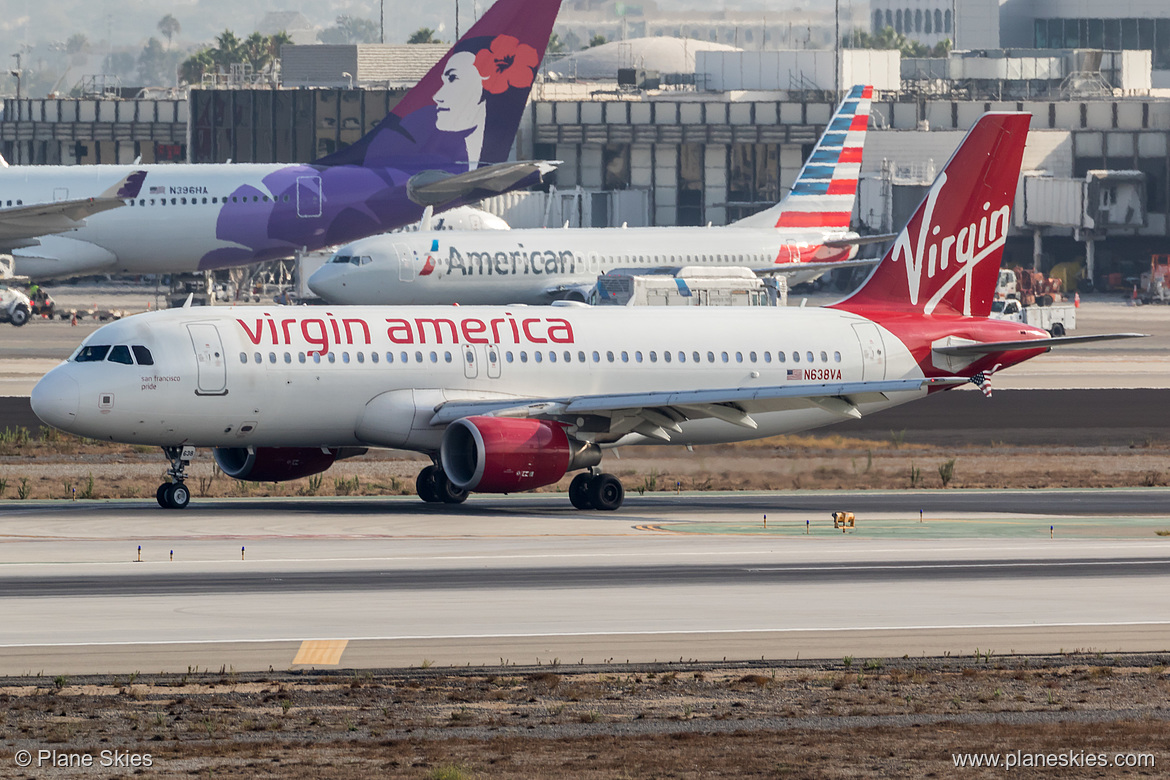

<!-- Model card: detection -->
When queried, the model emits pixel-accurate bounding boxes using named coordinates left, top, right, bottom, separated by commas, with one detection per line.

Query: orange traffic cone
left=1074, top=292, right=1080, bottom=308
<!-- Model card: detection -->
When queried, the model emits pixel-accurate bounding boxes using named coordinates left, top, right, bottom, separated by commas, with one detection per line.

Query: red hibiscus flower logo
left=474, top=34, right=539, bottom=95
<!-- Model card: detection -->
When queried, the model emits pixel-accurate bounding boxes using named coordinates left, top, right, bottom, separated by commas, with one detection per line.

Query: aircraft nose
left=30, top=368, right=80, bottom=432
left=307, top=264, right=345, bottom=300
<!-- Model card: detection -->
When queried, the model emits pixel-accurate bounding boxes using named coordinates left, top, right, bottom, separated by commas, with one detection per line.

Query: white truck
left=989, top=297, right=1075, bottom=335
left=591, top=266, right=787, bottom=307
left=0, top=255, right=32, bottom=326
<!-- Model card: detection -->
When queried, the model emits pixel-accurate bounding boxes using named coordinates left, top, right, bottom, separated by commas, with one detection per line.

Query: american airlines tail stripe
left=775, top=211, right=852, bottom=227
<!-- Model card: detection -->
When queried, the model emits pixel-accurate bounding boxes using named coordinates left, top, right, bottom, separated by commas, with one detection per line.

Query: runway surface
left=2, top=492, right=1170, bottom=675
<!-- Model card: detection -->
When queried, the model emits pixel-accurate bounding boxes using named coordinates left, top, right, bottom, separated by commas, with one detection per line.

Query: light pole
left=342, top=71, right=353, bottom=89
left=10, top=53, right=21, bottom=101
left=380, top=0, right=385, bottom=44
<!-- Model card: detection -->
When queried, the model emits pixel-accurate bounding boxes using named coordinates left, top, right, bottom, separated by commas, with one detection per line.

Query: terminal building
left=2, top=0, right=1169, bottom=288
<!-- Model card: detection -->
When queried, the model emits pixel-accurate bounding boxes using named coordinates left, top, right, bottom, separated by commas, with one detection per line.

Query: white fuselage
left=308, top=225, right=859, bottom=305
left=32, top=304, right=919, bottom=454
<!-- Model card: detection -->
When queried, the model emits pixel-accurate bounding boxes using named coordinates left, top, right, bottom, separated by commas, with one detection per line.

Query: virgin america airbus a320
left=30, top=113, right=1142, bottom=511
left=3, top=0, right=562, bottom=279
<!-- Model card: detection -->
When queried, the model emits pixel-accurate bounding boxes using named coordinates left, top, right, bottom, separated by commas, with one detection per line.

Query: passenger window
left=108, top=345, right=133, bottom=365
left=649, top=351, right=657, bottom=363
left=764, top=352, right=772, bottom=363
left=414, top=351, right=423, bottom=363
left=593, top=351, right=601, bottom=362
left=564, top=351, right=572, bottom=363
left=834, top=351, right=842, bottom=362
left=778, top=351, right=786, bottom=363
left=284, top=352, right=292, bottom=364
left=313, top=353, right=321, bottom=364
left=384, top=352, right=392, bottom=363
left=403, top=352, right=410, bottom=363
left=577, top=351, right=586, bottom=362
left=793, top=352, right=800, bottom=363
left=621, top=351, right=628, bottom=362
left=807, top=351, right=814, bottom=363
left=749, top=351, right=757, bottom=362
left=820, top=351, right=828, bottom=363
left=299, top=353, right=306, bottom=363
left=371, top=352, right=378, bottom=364
left=254, top=352, right=262, bottom=363
left=721, top=352, right=729, bottom=363
left=635, top=351, right=643, bottom=363
left=548, top=351, right=556, bottom=363
left=341, top=352, right=350, bottom=364
left=679, top=351, right=686, bottom=363
left=444, top=351, right=452, bottom=363
left=429, top=351, right=437, bottom=363
left=735, top=352, right=743, bottom=363
left=506, top=351, right=514, bottom=363
left=465, top=349, right=475, bottom=363
left=663, top=351, right=671, bottom=363
left=607, top=351, right=615, bottom=362
left=357, top=352, right=365, bottom=364
left=520, top=351, right=528, bottom=363
left=693, top=351, right=700, bottom=363
left=269, top=352, right=277, bottom=363
left=535, top=351, right=544, bottom=363
left=707, top=351, right=715, bottom=363
left=327, top=353, right=336, bottom=363
left=132, top=346, right=154, bottom=366
left=75, top=345, right=111, bottom=363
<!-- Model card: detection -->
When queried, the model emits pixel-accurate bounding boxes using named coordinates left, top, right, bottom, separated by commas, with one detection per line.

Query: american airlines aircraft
left=30, top=113, right=1142, bottom=511
left=4, top=0, right=562, bottom=280
left=308, top=85, right=883, bottom=305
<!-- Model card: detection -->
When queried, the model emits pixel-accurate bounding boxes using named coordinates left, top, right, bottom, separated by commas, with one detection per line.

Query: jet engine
left=441, top=417, right=600, bottom=493
left=213, top=446, right=367, bottom=483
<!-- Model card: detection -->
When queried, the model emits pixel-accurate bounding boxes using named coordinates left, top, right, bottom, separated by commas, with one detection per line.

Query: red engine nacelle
left=213, top=446, right=340, bottom=483
left=441, top=417, right=572, bottom=493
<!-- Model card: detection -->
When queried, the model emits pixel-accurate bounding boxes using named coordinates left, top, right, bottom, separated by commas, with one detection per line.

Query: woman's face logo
left=434, top=51, right=485, bottom=133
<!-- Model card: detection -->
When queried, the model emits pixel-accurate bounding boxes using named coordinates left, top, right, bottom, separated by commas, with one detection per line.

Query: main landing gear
left=569, top=470, right=624, bottom=511
left=415, top=463, right=468, bottom=504
left=157, top=446, right=194, bottom=510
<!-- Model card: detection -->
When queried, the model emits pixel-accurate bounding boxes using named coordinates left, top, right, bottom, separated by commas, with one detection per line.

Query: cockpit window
left=108, top=345, right=134, bottom=365
left=75, top=345, right=111, bottom=362
left=360, top=256, right=372, bottom=265
left=331, top=255, right=351, bottom=264
left=132, top=345, right=154, bottom=365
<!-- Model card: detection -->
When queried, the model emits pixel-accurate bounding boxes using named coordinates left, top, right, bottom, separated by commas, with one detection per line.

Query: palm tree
left=158, top=14, right=181, bottom=49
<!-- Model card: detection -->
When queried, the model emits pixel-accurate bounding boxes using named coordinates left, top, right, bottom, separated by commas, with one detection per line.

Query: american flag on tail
left=968, top=363, right=1002, bottom=397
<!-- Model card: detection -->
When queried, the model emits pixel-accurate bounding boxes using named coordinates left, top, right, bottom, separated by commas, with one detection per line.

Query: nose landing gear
left=156, top=446, right=195, bottom=509
left=569, top=470, right=624, bottom=511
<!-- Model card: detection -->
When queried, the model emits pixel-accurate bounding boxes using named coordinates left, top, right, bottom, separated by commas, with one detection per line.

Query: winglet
left=100, top=170, right=148, bottom=200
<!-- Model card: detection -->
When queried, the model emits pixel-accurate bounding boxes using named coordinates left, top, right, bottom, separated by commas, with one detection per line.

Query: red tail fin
left=832, top=113, right=1030, bottom=318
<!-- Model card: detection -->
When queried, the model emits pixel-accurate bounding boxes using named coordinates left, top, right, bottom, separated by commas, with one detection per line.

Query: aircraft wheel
left=588, top=473, right=624, bottom=511
left=415, top=465, right=442, bottom=503
left=435, top=471, right=469, bottom=504
left=156, top=483, right=170, bottom=508
left=10, top=304, right=29, bottom=327
left=168, top=482, right=191, bottom=509
left=568, top=473, right=594, bottom=510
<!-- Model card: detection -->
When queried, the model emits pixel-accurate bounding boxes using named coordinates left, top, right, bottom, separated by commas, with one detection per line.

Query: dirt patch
left=1, top=656, right=1167, bottom=777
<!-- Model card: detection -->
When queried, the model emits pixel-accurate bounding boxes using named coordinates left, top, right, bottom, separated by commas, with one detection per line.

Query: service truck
left=989, top=297, right=1075, bottom=335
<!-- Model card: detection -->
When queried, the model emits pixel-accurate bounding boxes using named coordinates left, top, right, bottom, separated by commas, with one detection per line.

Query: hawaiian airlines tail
left=734, top=85, right=873, bottom=230
left=833, top=112, right=1031, bottom=318
left=314, top=0, right=561, bottom=170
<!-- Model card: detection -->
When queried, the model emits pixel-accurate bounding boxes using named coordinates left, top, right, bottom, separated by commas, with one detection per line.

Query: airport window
left=663, top=351, right=671, bottom=363
left=606, top=351, right=615, bottom=363
left=735, top=352, right=743, bottom=363
left=298, top=352, right=306, bottom=363
left=820, top=351, right=828, bottom=363
left=834, top=351, right=842, bottom=362
left=593, top=351, right=601, bottom=363
left=327, top=353, right=336, bottom=364
left=342, top=352, right=350, bottom=364
left=444, top=351, right=452, bottom=363
left=649, top=351, right=657, bottom=363
left=721, top=351, right=729, bottom=363
left=107, top=345, right=133, bottom=365
left=132, top=346, right=154, bottom=365
left=635, top=351, right=643, bottom=363
left=792, top=352, right=800, bottom=363
left=707, top=351, right=715, bottom=363
left=807, top=351, right=814, bottom=363
left=269, top=352, right=277, bottom=363
left=357, top=352, right=364, bottom=364
left=254, top=352, right=262, bottom=363
left=520, top=351, right=528, bottom=363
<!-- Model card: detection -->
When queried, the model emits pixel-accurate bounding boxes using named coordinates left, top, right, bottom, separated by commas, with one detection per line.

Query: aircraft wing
left=0, top=170, right=147, bottom=246
left=751, top=257, right=877, bottom=277
left=932, top=333, right=1147, bottom=356
left=430, top=376, right=965, bottom=440
left=822, top=233, right=898, bottom=248
left=407, top=161, right=559, bottom=207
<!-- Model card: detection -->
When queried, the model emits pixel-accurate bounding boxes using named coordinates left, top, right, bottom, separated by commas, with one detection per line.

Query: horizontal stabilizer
left=932, top=332, right=1147, bottom=356
left=753, top=257, right=876, bottom=276
left=822, top=232, right=898, bottom=248
left=407, top=160, right=558, bottom=206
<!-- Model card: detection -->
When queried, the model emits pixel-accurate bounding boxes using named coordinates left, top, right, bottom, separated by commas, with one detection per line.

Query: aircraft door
left=851, top=322, right=886, bottom=381
left=187, top=323, right=228, bottom=396
left=395, top=242, right=415, bottom=282
left=53, top=188, right=69, bottom=202
left=486, top=344, right=501, bottom=378
left=296, top=176, right=323, bottom=217
left=461, top=343, right=478, bottom=379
